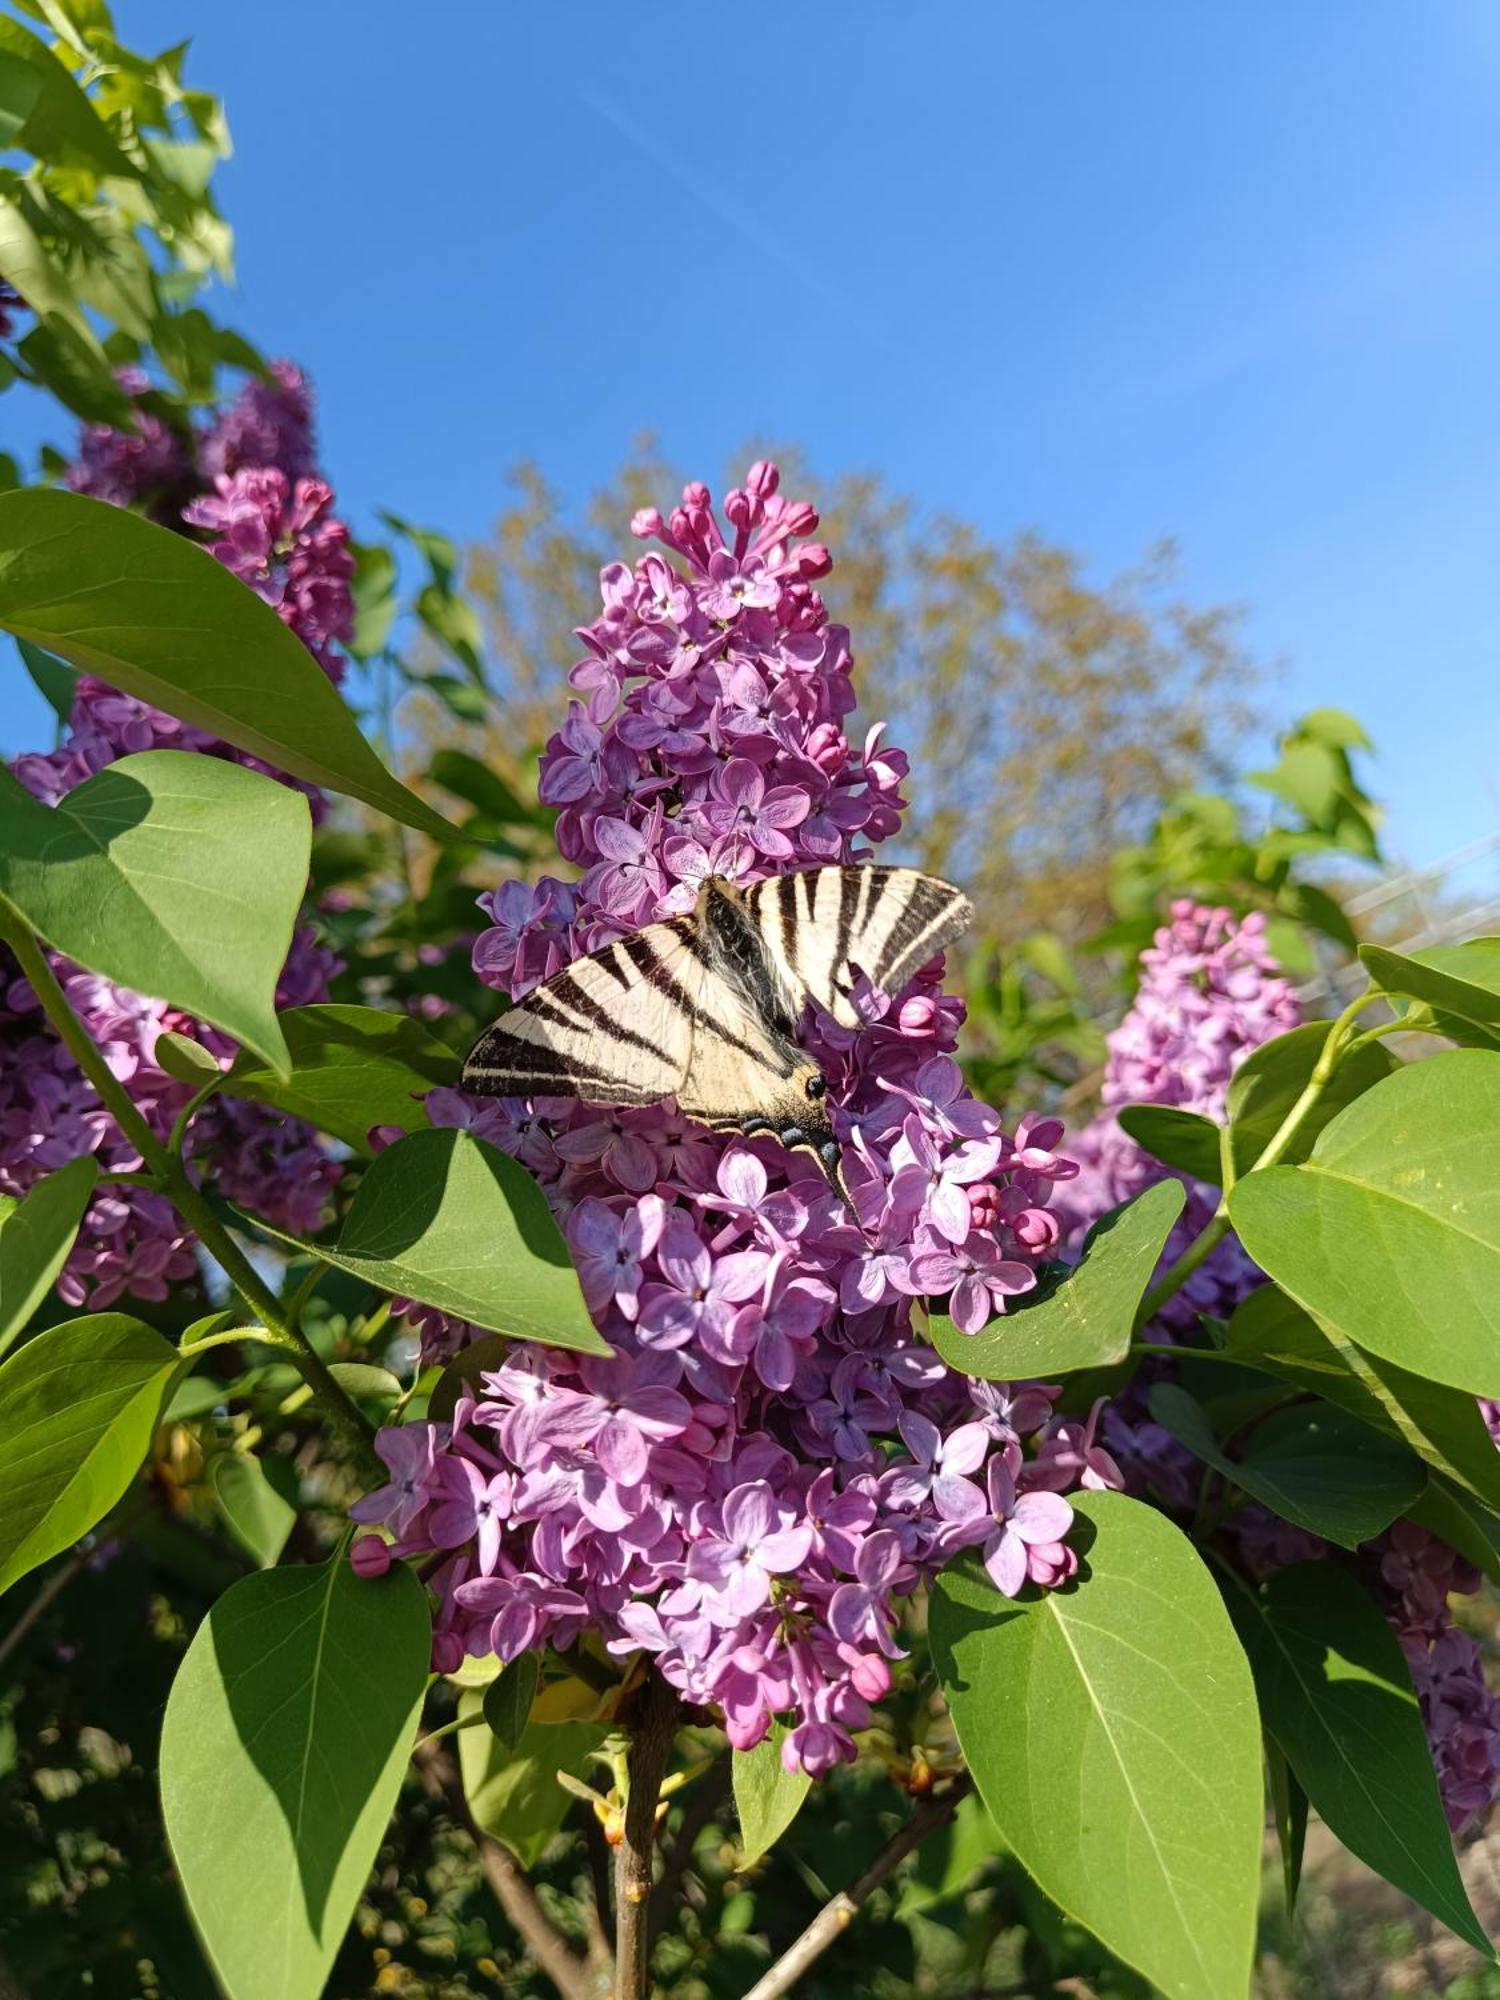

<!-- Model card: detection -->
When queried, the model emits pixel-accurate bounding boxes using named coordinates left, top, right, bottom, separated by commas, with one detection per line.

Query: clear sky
left=8, top=2, right=1500, bottom=869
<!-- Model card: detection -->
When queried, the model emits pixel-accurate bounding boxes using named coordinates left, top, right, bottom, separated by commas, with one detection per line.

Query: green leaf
left=347, top=540, right=397, bottom=660
left=1265, top=1735, right=1308, bottom=1919
left=931, top=1493, right=1262, bottom=2000
left=898, top=1790, right=1000, bottom=1914
left=0, top=1311, right=178, bottom=1595
left=457, top=1688, right=607, bottom=1868
left=1230, top=1049, right=1500, bottom=1397
left=429, top=749, right=533, bottom=825
left=1405, top=1476, right=1500, bottom=1586
left=0, top=15, right=136, bottom=174
left=211, top=1451, right=295, bottom=1569
left=1147, top=1383, right=1423, bottom=1549
left=482, top=1654, right=540, bottom=1752
left=161, top=1558, right=431, bottom=2000
left=1116, top=1105, right=1222, bottom=1183
left=1221, top=1563, right=1490, bottom=1955
left=0, top=1156, right=95, bottom=1359
left=16, top=636, right=77, bottom=723
left=243, top=1128, right=608, bottom=1356
left=155, top=1030, right=225, bottom=1086
left=0, top=489, right=457, bottom=841
left=733, top=1722, right=812, bottom=1867
left=1225, top=1285, right=1500, bottom=1512
left=224, top=1005, right=459, bottom=1153
left=1362, top=938, right=1500, bottom=1041
left=0, top=749, right=308, bottom=1075
left=1225, top=1022, right=1397, bottom=1174
left=325, top=1362, right=402, bottom=1402
left=927, top=1179, right=1184, bottom=1380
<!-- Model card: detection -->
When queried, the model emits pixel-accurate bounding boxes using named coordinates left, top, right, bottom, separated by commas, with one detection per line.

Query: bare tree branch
left=614, top=1669, right=681, bottom=2000
left=413, top=1740, right=601, bottom=2000
left=648, top=1751, right=732, bottom=1947
left=740, top=1774, right=974, bottom=2000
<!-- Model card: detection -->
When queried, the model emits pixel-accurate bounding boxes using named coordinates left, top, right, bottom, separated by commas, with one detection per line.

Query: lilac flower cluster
left=1, top=365, right=350, bottom=1305
left=1077, top=904, right=1500, bottom=1834
left=1058, top=901, right=1301, bottom=1330
left=353, top=464, right=1096, bottom=1772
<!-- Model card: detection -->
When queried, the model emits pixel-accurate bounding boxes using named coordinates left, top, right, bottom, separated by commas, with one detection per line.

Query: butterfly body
left=463, top=864, right=972, bottom=1197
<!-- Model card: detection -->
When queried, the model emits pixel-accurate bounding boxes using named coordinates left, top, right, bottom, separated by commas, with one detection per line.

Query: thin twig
left=582, top=1811, right=615, bottom=1984
left=615, top=1669, right=681, bottom=2000
left=476, top=1837, right=601, bottom=2000
left=741, top=1774, right=974, bottom=2000
left=413, top=1740, right=599, bottom=2000
left=0, top=1545, right=91, bottom=1672
left=647, top=1751, right=731, bottom=1946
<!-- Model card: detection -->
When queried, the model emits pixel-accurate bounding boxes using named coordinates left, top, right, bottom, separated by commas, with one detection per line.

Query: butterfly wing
left=743, top=865, right=973, bottom=1029
left=462, top=922, right=698, bottom=1106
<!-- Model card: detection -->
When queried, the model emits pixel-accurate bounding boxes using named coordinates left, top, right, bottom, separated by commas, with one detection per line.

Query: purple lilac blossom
left=67, top=367, right=197, bottom=521
left=352, top=463, right=1096, bottom=1774
left=1079, top=903, right=1500, bottom=1835
left=0, top=366, right=350, bottom=1306
left=198, top=359, right=317, bottom=485
left=1056, top=901, right=1301, bottom=1332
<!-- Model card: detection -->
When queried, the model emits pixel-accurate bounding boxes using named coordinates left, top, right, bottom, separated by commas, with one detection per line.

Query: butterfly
left=462, top=865, right=973, bottom=1197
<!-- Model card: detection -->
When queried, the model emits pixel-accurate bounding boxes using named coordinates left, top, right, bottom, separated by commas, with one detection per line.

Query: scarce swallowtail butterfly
left=462, top=865, right=972, bottom=1202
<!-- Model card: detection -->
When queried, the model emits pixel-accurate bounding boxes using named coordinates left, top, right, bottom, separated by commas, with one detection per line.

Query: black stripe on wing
left=870, top=874, right=971, bottom=992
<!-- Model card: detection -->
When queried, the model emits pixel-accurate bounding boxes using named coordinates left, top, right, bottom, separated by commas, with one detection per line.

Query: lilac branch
left=740, top=1774, right=974, bottom=2000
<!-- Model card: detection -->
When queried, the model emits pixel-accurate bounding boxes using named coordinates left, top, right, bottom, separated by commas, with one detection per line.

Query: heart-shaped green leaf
left=0, top=1156, right=96, bottom=1359
left=244, top=1127, right=608, bottom=1356
left=482, top=1654, right=540, bottom=1753
left=1117, top=1105, right=1223, bottom=1183
left=1221, top=1563, right=1491, bottom=1956
left=457, top=1688, right=607, bottom=1868
left=928, top=1178, right=1184, bottom=1380
left=1148, top=1382, right=1423, bottom=1549
left=932, top=1493, right=1262, bottom=2000
left=733, top=1722, right=812, bottom=1868
left=1229, top=1050, right=1500, bottom=1397
left=225, top=1005, right=459, bottom=1153
left=161, top=1558, right=430, bottom=2000
left=211, top=1452, right=297, bottom=1569
left=1361, top=938, right=1500, bottom=1039
left=0, top=1311, right=179, bottom=1595
left=0, top=488, right=456, bottom=840
left=0, top=749, right=309, bottom=1074
left=1226, top=1022, right=1396, bottom=1174
left=1226, top=1285, right=1500, bottom=1513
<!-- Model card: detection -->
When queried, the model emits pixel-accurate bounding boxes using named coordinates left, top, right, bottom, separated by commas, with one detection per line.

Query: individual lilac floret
left=353, top=462, right=1096, bottom=1771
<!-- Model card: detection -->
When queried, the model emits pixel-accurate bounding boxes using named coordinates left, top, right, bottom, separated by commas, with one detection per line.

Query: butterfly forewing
left=463, top=922, right=697, bottom=1106
left=744, top=865, right=972, bottom=1028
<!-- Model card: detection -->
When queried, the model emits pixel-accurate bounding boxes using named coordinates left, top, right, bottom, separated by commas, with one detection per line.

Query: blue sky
left=8, top=2, right=1500, bottom=868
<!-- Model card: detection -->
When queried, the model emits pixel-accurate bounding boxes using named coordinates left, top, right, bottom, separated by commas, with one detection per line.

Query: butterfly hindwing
left=743, top=865, right=972, bottom=1028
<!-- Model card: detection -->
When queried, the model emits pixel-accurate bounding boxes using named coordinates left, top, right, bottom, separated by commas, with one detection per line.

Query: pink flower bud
left=430, top=1630, right=466, bottom=1675
left=350, top=1534, right=392, bottom=1579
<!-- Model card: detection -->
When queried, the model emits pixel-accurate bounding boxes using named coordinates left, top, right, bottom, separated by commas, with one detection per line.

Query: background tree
left=411, top=443, right=1263, bottom=948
